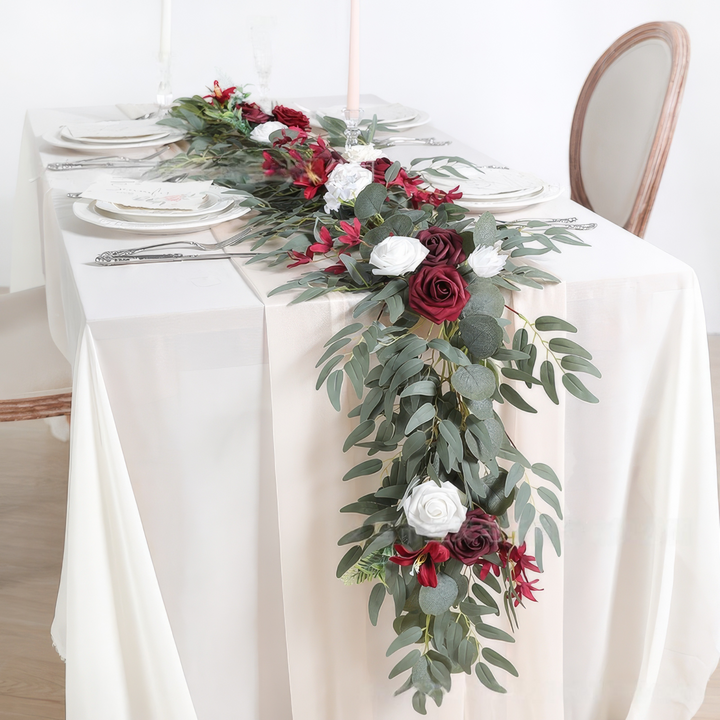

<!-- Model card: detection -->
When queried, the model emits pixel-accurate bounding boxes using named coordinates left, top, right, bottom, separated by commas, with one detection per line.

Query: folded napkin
left=80, top=176, right=214, bottom=211
left=63, top=119, right=168, bottom=140
left=116, top=103, right=159, bottom=120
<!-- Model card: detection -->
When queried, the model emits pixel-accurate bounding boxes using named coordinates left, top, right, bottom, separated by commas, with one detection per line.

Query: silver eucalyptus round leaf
left=463, top=280, right=506, bottom=318
left=411, top=655, right=438, bottom=694
left=451, top=365, right=496, bottom=401
left=468, top=398, right=494, bottom=420
left=419, top=573, right=459, bottom=616
left=483, top=417, right=504, bottom=454
left=459, top=314, right=503, bottom=359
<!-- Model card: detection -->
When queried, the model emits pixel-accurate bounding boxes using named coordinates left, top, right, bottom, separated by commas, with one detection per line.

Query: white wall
left=2, top=0, right=719, bottom=326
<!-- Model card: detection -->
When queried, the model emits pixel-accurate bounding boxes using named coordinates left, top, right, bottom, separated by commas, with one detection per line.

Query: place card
left=80, top=176, right=213, bottom=211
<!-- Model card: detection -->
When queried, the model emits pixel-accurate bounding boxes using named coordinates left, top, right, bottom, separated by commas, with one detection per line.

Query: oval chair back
left=569, top=22, right=690, bottom=237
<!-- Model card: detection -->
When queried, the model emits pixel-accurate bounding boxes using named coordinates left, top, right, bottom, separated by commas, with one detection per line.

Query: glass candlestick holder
left=343, top=107, right=364, bottom=153
left=156, top=61, right=173, bottom=118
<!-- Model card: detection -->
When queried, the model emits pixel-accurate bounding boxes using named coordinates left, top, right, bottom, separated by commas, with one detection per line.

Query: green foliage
left=159, top=85, right=601, bottom=713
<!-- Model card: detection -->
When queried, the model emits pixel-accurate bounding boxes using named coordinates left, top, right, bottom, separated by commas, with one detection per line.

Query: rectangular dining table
left=11, top=98, right=720, bottom=720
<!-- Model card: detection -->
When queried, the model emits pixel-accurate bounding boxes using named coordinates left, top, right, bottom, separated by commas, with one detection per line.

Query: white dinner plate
left=318, top=103, right=420, bottom=125
left=427, top=167, right=546, bottom=200
left=94, top=189, right=234, bottom=222
left=43, top=127, right=186, bottom=152
left=73, top=198, right=251, bottom=234
left=61, top=128, right=171, bottom=145
left=455, top=184, right=563, bottom=214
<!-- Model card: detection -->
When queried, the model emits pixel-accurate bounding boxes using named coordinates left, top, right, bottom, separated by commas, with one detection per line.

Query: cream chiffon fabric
left=13, top=106, right=720, bottom=720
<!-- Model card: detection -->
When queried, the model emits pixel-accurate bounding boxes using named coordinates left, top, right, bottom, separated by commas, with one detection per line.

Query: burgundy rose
left=240, top=102, right=273, bottom=125
left=417, top=226, right=466, bottom=267
left=443, top=510, right=502, bottom=565
left=272, top=105, right=311, bottom=130
left=407, top=264, right=470, bottom=324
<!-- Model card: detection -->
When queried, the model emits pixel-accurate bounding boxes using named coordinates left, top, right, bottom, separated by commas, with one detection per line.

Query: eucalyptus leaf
left=387, top=626, right=424, bottom=656
left=540, top=360, right=559, bottom=405
left=405, top=403, right=436, bottom=434
left=327, top=369, right=344, bottom=412
left=338, top=525, right=374, bottom=546
left=389, top=649, right=422, bottom=678
left=336, top=545, right=363, bottom=578
left=540, top=513, right=562, bottom=556
left=513, top=481, right=532, bottom=521
left=355, top=183, right=388, bottom=220
left=412, top=691, right=427, bottom=715
left=459, top=314, right=503, bottom=359
left=535, top=315, right=577, bottom=333
left=560, top=355, right=602, bottom=378
left=316, top=355, right=343, bottom=390
left=534, top=526, right=545, bottom=572
left=517, top=502, right=536, bottom=544
left=476, top=662, right=507, bottom=693
left=401, top=381, right=437, bottom=398
left=458, top=638, right=479, bottom=674
left=428, top=338, right=471, bottom=366
left=499, top=383, right=537, bottom=413
left=562, top=373, right=599, bottom=403
left=451, top=365, right=496, bottom=401
left=473, top=212, right=497, bottom=248
left=504, top=463, right=525, bottom=495
left=481, top=647, right=519, bottom=677
left=531, top=462, right=562, bottom=490
left=369, top=584, right=387, bottom=626
left=548, top=337, right=592, bottom=359
left=537, top=487, right=563, bottom=519
left=343, top=420, right=376, bottom=452
left=419, top=574, right=458, bottom=615
left=463, top=280, right=506, bottom=318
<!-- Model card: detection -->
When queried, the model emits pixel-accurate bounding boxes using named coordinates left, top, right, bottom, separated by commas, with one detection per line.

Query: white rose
left=369, top=236, right=429, bottom=276
left=467, top=241, right=507, bottom=278
left=402, top=481, right=467, bottom=538
left=323, top=162, right=373, bottom=213
left=344, top=143, right=384, bottom=163
left=249, top=120, right=288, bottom=144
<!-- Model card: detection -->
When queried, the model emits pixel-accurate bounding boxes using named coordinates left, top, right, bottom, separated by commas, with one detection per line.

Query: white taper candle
left=346, top=0, right=360, bottom=113
left=160, top=0, right=171, bottom=63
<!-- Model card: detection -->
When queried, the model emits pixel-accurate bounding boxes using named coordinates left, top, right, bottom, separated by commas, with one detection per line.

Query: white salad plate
left=44, top=127, right=186, bottom=152
left=73, top=198, right=251, bottom=234
left=457, top=184, right=563, bottom=214
left=375, top=110, right=431, bottom=132
left=94, top=189, right=235, bottom=222
left=422, top=165, right=546, bottom=200
left=318, top=103, right=420, bottom=125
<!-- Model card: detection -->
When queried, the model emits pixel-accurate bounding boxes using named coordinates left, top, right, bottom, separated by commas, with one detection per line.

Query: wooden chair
left=0, top=286, right=72, bottom=422
left=569, top=22, right=690, bottom=238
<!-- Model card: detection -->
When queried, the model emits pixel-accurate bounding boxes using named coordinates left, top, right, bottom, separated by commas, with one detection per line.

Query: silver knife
left=94, top=252, right=257, bottom=266
left=48, top=162, right=159, bottom=171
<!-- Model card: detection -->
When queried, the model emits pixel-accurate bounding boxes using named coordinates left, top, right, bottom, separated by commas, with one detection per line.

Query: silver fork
left=95, top=225, right=261, bottom=261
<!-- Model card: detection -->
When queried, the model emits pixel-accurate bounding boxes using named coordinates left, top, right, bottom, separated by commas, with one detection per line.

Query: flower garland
left=160, top=83, right=600, bottom=714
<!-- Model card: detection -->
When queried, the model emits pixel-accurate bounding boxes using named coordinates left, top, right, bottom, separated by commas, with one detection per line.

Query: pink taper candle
left=346, top=0, right=360, bottom=113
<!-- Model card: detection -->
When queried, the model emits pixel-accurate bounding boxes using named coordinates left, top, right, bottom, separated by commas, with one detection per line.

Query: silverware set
left=48, top=146, right=168, bottom=171
left=94, top=226, right=261, bottom=266
left=376, top=137, right=452, bottom=148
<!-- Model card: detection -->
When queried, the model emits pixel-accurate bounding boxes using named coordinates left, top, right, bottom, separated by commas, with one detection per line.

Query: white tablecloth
left=13, top=101, right=720, bottom=720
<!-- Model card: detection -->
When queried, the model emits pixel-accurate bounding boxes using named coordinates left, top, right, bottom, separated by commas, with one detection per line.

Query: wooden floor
left=0, top=419, right=67, bottom=719
left=1, top=344, right=720, bottom=719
